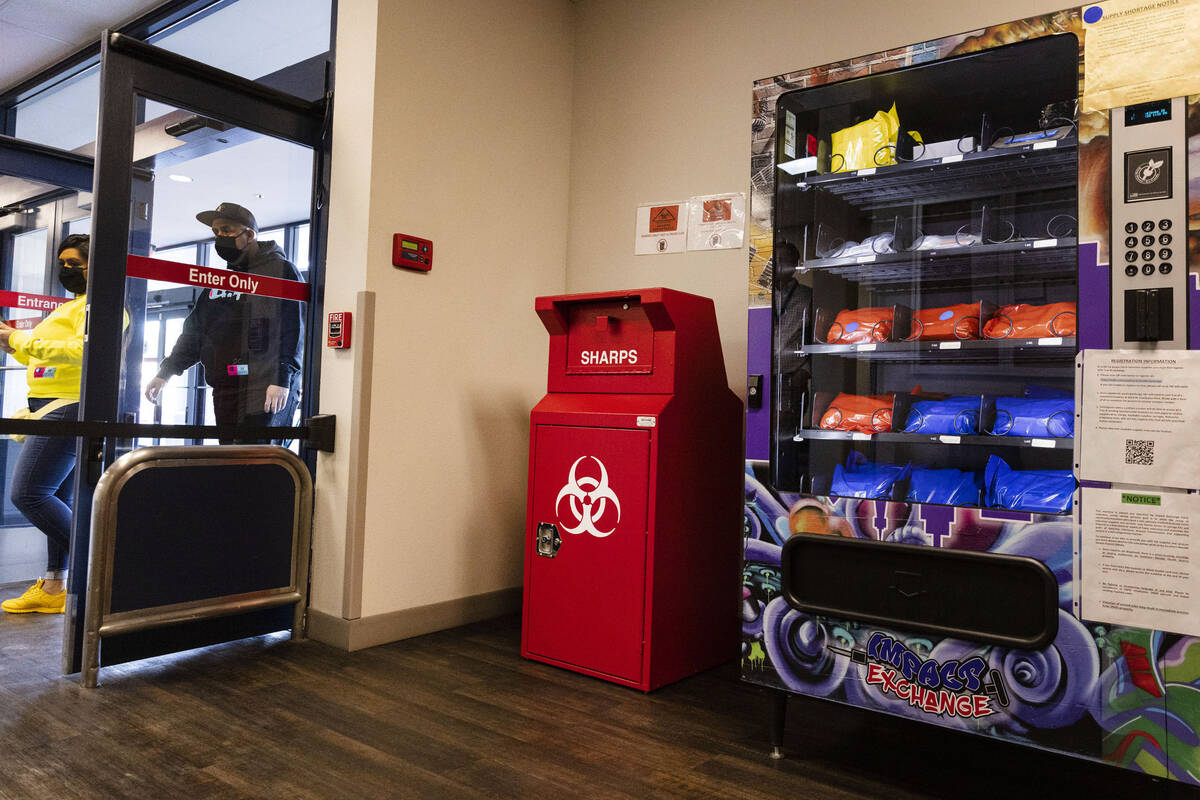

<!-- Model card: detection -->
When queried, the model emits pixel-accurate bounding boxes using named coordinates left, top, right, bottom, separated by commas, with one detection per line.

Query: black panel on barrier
left=109, top=462, right=296, bottom=612
left=99, top=606, right=294, bottom=667
left=780, top=534, right=1058, bottom=649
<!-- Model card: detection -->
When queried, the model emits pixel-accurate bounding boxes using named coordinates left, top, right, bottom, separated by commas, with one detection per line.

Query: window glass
left=10, top=229, right=48, bottom=295
left=294, top=223, right=310, bottom=276
left=11, top=68, right=100, bottom=151
left=149, top=0, right=330, bottom=82
left=257, top=228, right=286, bottom=249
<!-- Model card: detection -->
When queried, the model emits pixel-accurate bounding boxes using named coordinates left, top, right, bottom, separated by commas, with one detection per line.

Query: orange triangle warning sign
left=649, top=205, right=679, bottom=233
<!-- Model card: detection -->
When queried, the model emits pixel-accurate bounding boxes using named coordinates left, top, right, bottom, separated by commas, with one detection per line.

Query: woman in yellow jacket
left=0, top=234, right=90, bottom=614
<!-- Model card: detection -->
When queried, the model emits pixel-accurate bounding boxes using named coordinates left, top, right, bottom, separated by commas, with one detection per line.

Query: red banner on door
left=126, top=255, right=310, bottom=302
left=0, top=291, right=69, bottom=313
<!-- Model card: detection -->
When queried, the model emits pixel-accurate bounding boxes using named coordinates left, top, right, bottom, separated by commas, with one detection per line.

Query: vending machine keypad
left=1110, top=98, right=1188, bottom=347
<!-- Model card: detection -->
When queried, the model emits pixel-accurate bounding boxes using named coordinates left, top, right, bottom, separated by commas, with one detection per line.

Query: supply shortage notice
left=1080, top=350, right=1200, bottom=490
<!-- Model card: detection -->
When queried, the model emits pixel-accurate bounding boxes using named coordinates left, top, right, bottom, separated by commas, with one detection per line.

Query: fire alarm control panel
left=392, top=234, right=433, bottom=272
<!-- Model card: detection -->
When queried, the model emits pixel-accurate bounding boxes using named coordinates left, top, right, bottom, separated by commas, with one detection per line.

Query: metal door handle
left=536, top=522, right=562, bottom=557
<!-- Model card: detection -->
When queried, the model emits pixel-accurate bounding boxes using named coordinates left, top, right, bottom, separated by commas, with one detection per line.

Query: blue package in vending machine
left=989, top=396, right=1074, bottom=438
left=983, top=455, right=1074, bottom=514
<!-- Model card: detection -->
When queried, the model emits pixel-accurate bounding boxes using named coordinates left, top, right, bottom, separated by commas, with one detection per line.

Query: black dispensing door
left=62, top=32, right=330, bottom=674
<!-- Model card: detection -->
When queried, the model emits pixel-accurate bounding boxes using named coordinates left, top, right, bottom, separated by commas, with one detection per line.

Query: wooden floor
left=1, top=582, right=1196, bottom=799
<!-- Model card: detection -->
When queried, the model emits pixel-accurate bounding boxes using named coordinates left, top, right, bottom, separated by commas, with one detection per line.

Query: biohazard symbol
left=555, top=456, right=621, bottom=538
left=1134, top=158, right=1163, bottom=185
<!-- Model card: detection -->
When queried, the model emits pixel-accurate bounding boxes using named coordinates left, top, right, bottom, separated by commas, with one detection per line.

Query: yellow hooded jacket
left=8, top=296, right=87, bottom=400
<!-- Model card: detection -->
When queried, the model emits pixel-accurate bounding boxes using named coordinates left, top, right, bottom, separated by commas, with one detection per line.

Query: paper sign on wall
left=687, top=193, right=745, bottom=251
left=1081, top=0, right=1200, bottom=112
left=635, top=203, right=688, bottom=255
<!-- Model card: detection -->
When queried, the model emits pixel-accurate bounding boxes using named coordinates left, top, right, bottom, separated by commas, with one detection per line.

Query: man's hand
left=145, top=376, right=167, bottom=404
left=0, top=322, right=15, bottom=350
left=265, top=384, right=289, bottom=414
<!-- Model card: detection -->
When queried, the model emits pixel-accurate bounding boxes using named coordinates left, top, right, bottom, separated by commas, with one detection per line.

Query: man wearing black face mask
left=145, top=202, right=303, bottom=443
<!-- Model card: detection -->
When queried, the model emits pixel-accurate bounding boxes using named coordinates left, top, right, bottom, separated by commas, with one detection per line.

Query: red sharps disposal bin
left=522, top=288, right=743, bottom=691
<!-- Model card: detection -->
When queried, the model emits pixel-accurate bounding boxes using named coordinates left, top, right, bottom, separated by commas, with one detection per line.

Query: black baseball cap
left=196, top=202, right=258, bottom=232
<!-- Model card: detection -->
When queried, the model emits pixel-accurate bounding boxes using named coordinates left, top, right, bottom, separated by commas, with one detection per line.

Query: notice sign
left=635, top=203, right=687, bottom=255
left=687, top=193, right=745, bottom=251
left=1080, top=350, right=1200, bottom=490
left=1082, top=486, right=1200, bottom=635
left=1081, top=0, right=1200, bottom=112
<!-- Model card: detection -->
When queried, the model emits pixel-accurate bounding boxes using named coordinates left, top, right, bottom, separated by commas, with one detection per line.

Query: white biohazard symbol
left=555, top=456, right=621, bottom=538
left=1135, top=158, right=1163, bottom=185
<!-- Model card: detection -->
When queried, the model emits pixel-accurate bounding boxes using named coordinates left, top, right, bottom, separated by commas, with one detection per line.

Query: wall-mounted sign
left=635, top=202, right=687, bottom=255
left=687, top=193, right=745, bottom=251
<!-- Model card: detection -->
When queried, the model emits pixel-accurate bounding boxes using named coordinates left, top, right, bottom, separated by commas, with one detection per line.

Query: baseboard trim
left=307, top=586, right=522, bottom=651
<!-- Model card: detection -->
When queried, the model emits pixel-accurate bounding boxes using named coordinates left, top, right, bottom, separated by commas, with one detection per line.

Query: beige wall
left=314, top=0, right=572, bottom=626
left=567, top=0, right=1074, bottom=398
left=316, top=0, right=1074, bottom=640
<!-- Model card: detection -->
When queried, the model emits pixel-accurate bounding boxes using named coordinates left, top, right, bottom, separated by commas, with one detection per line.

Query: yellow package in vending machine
left=830, top=102, right=900, bottom=172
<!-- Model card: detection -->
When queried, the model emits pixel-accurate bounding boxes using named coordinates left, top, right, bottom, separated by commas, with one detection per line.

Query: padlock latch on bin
left=536, top=522, right=562, bottom=558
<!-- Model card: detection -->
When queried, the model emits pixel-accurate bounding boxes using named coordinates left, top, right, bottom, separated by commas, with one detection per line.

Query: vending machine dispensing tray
left=780, top=534, right=1059, bottom=650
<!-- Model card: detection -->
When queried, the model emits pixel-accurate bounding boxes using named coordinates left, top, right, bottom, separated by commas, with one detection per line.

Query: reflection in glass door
left=0, top=190, right=89, bottom=581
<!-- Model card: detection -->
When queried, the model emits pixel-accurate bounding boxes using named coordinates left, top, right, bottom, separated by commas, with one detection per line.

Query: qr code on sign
left=1125, top=439, right=1154, bottom=466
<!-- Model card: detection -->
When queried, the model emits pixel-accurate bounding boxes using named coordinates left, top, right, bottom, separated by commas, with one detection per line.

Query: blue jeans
left=10, top=399, right=78, bottom=576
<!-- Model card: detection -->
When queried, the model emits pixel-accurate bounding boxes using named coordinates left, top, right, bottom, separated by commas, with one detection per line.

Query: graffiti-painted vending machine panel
left=744, top=7, right=1200, bottom=784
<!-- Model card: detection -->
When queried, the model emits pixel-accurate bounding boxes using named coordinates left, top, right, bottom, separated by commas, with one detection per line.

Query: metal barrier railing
left=81, top=445, right=313, bottom=687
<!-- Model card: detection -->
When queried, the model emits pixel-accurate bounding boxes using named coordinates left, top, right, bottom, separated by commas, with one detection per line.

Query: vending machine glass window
left=771, top=35, right=1079, bottom=516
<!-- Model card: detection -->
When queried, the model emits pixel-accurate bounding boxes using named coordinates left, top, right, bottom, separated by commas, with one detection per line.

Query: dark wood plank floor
left=1, top=580, right=1196, bottom=799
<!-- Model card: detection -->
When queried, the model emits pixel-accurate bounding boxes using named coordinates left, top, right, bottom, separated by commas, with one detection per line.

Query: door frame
left=65, top=31, right=329, bottom=673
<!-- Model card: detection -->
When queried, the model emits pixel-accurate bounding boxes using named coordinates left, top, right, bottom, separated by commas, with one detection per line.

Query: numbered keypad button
left=1125, top=265, right=1139, bottom=276
left=1126, top=222, right=1139, bottom=234
left=1125, top=251, right=1139, bottom=262
left=1159, top=233, right=1172, bottom=246
left=1159, top=219, right=1172, bottom=231
left=1142, top=234, right=1155, bottom=247
left=1143, top=249, right=1156, bottom=261
left=1160, top=263, right=1173, bottom=275
left=1142, top=263, right=1156, bottom=275
left=1143, top=220, right=1156, bottom=232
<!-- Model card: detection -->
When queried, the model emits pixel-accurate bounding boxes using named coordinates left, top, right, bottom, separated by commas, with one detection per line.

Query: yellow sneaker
left=1, top=579, right=66, bottom=614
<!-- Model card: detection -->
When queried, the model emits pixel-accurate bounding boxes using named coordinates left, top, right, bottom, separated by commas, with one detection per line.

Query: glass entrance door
left=0, top=145, right=93, bottom=591
left=62, top=32, right=328, bottom=673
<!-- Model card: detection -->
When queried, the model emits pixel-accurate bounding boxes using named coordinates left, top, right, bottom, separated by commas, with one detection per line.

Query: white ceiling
left=0, top=0, right=166, bottom=93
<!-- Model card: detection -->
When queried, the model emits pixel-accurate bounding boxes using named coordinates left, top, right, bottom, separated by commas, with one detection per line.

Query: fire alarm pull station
left=327, top=311, right=351, bottom=349
left=392, top=234, right=432, bottom=272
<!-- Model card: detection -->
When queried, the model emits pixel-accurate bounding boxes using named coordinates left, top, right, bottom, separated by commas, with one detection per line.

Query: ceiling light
left=168, top=174, right=193, bottom=183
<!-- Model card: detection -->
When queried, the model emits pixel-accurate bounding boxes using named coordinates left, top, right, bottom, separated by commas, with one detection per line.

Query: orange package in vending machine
left=819, top=393, right=895, bottom=433
left=907, top=303, right=981, bottom=341
left=983, top=302, right=1077, bottom=339
left=826, top=307, right=894, bottom=344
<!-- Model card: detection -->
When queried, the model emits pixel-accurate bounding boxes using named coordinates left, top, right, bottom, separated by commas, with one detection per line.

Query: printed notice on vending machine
left=1079, top=350, right=1200, bottom=490
left=1081, top=0, right=1200, bottom=111
left=1081, top=487, right=1200, bottom=635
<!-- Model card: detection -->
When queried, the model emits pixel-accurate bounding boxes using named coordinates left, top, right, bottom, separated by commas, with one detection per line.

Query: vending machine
left=742, top=6, right=1200, bottom=784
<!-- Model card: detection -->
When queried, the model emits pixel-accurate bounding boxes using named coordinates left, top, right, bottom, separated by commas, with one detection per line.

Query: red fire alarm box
left=327, top=311, right=351, bottom=348
left=522, top=288, right=743, bottom=691
left=392, top=233, right=432, bottom=272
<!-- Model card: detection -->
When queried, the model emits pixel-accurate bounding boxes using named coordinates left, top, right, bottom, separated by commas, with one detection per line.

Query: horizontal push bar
left=0, top=413, right=335, bottom=452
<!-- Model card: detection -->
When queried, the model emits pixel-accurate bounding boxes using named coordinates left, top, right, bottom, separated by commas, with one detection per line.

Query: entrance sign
left=0, top=290, right=69, bottom=313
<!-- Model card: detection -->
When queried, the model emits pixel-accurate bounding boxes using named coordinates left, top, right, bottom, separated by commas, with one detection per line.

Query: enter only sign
left=126, top=255, right=310, bottom=302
